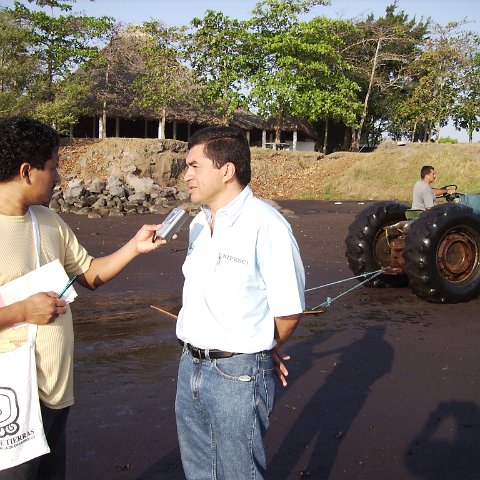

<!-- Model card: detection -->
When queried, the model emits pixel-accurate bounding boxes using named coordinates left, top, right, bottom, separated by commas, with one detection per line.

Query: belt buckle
left=191, top=345, right=203, bottom=359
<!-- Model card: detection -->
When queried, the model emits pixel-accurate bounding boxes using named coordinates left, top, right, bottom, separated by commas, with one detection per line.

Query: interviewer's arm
left=76, top=223, right=167, bottom=290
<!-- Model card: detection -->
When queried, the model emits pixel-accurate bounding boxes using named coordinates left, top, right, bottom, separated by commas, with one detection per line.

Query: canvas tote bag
left=0, top=209, right=50, bottom=470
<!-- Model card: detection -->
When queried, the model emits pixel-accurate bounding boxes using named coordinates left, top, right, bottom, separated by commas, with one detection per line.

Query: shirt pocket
left=204, top=259, right=251, bottom=320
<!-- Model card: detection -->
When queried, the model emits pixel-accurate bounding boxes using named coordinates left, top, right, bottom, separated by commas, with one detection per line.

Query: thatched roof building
left=74, top=26, right=317, bottom=151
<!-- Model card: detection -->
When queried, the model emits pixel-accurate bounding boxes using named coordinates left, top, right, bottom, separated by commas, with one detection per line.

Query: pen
left=58, top=275, right=77, bottom=299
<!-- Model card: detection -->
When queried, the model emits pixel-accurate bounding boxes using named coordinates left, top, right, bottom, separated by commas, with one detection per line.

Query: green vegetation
left=438, top=137, right=459, bottom=144
left=1, top=0, right=479, bottom=150
left=0, top=0, right=113, bottom=132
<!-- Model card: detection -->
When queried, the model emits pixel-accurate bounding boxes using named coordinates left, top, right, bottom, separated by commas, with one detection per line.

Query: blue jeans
left=175, top=348, right=275, bottom=480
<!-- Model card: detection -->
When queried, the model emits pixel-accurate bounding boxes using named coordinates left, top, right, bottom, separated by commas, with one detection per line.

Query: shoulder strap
left=28, top=323, right=38, bottom=343
left=28, top=208, right=40, bottom=342
left=29, top=207, right=41, bottom=269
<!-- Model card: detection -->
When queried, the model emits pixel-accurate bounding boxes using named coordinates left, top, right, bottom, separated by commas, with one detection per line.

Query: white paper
left=0, top=259, right=77, bottom=308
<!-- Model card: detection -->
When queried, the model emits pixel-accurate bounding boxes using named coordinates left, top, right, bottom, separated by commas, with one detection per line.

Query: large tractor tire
left=404, top=204, right=480, bottom=303
left=345, top=202, right=409, bottom=288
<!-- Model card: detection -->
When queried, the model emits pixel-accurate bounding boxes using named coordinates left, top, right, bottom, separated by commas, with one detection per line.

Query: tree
left=282, top=16, right=362, bottom=153
left=184, top=10, right=249, bottom=124
left=34, top=74, right=93, bottom=135
left=4, top=0, right=114, bottom=125
left=79, top=24, right=151, bottom=138
left=0, top=9, right=38, bottom=117
left=133, top=21, right=197, bottom=139
left=403, top=22, right=474, bottom=142
left=246, top=0, right=329, bottom=145
left=343, top=2, right=429, bottom=149
left=453, top=45, right=480, bottom=142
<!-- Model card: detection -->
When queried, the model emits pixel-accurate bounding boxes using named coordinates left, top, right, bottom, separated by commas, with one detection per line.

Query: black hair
left=0, top=117, right=60, bottom=182
left=420, top=165, right=434, bottom=179
left=188, top=126, right=251, bottom=186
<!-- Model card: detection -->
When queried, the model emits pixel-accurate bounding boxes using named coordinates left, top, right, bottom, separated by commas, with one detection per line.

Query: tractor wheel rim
left=437, top=230, right=479, bottom=281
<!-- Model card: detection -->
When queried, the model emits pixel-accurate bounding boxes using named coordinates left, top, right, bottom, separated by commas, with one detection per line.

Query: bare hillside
left=59, top=138, right=480, bottom=201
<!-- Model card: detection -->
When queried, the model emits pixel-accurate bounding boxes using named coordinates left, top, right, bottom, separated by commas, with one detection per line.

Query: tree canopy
left=0, top=0, right=478, bottom=147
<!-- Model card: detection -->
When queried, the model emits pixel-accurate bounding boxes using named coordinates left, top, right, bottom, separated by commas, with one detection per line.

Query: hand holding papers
left=0, top=259, right=77, bottom=328
left=0, top=259, right=77, bottom=308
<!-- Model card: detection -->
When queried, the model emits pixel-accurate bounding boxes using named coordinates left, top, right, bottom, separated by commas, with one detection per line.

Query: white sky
left=1, top=0, right=479, bottom=141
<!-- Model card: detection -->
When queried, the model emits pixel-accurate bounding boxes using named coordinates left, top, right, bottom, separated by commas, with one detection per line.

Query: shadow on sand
left=268, top=325, right=394, bottom=479
left=139, top=325, right=394, bottom=479
left=404, top=400, right=480, bottom=480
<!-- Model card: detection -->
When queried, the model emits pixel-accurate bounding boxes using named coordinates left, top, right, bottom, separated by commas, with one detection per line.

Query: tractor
left=344, top=187, right=480, bottom=303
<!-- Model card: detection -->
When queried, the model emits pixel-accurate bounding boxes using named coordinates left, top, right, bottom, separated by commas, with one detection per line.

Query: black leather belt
left=178, top=340, right=238, bottom=360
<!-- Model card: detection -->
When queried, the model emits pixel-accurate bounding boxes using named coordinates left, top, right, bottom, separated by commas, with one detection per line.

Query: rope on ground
left=307, top=269, right=384, bottom=311
left=150, top=305, right=178, bottom=319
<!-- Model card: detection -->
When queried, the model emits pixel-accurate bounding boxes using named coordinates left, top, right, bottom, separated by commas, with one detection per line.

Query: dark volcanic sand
left=64, top=201, right=480, bottom=480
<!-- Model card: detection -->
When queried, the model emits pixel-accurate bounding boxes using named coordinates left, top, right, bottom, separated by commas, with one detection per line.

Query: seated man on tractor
left=412, top=165, right=455, bottom=211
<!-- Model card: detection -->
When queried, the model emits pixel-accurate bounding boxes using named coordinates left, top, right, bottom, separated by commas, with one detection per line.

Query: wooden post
left=98, top=117, right=103, bottom=139
left=158, top=118, right=165, bottom=139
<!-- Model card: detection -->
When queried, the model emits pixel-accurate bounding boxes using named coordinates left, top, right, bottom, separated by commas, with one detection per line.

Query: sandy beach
left=64, top=201, right=480, bottom=480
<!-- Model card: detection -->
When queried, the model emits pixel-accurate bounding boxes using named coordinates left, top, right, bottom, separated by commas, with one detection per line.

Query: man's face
left=426, top=169, right=437, bottom=184
left=183, top=144, right=226, bottom=207
left=28, top=150, right=60, bottom=205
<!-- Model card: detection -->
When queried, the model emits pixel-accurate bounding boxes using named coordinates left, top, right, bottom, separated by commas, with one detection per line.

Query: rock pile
left=50, top=172, right=198, bottom=219
left=49, top=172, right=295, bottom=220
left=53, top=139, right=299, bottom=219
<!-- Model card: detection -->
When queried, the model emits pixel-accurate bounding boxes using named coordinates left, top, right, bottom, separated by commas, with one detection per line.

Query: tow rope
left=151, top=269, right=385, bottom=319
left=305, top=269, right=384, bottom=312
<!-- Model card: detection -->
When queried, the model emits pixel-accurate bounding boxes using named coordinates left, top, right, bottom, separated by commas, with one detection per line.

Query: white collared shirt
left=176, top=186, right=305, bottom=353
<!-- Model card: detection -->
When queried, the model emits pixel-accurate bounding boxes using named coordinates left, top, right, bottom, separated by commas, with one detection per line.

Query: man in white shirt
left=412, top=165, right=453, bottom=210
left=175, top=126, right=305, bottom=480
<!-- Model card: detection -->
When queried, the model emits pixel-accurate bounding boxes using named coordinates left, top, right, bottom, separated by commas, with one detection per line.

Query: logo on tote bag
left=0, top=388, right=20, bottom=438
left=0, top=338, right=50, bottom=467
